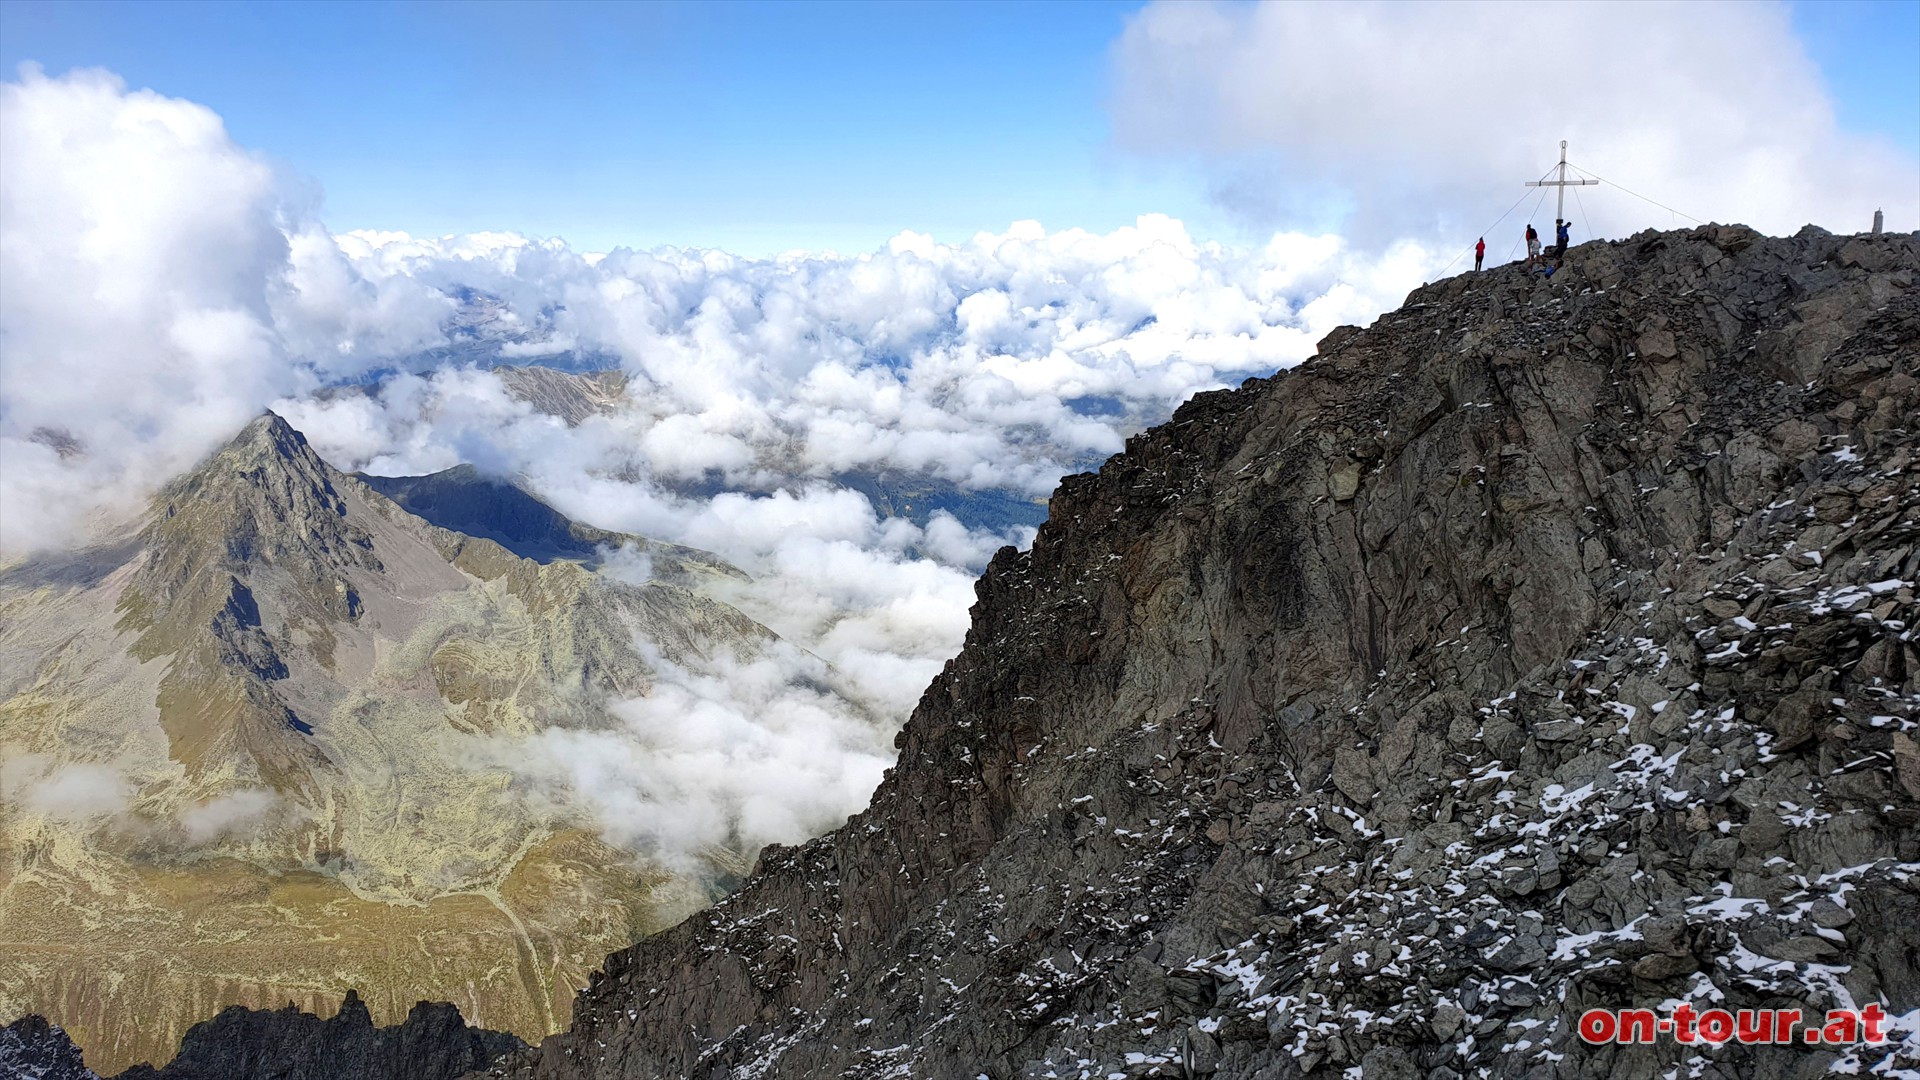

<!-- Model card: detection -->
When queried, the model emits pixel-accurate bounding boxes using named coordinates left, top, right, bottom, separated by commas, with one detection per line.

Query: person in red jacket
left=1475, top=237, right=1486, bottom=271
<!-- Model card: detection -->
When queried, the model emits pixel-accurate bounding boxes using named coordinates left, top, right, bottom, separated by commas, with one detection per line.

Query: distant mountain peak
left=108, top=412, right=392, bottom=785
left=228, top=408, right=303, bottom=450
left=2, top=406, right=796, bottom=1073
left=135, top=412, right=377, bottom=618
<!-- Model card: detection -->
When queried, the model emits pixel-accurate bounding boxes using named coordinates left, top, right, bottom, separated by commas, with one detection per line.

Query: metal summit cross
left=1528, top=140, right=1598, bottom=227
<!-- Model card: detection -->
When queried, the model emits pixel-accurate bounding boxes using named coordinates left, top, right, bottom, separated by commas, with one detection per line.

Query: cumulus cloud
left=1110, top=1, right=1919, bottom=244
left=702, top=500, right=998, bottom=721
left=182, top=150, right=1435, bottom=872
left=256, top=214, right=1440, bottom=861
left=0, top=66, right=448, bottom=553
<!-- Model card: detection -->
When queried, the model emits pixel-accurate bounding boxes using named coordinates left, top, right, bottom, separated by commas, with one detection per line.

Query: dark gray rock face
left=110, top=991, right=522, bottom=1080
left=0, top=1016, right=98, bottom=1080
left=477, top=226, right=1920, bottom=1079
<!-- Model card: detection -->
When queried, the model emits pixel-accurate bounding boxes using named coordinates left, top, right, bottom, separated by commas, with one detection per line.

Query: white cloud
left=1, top=755, right=130, bottom=821
left=282, top=216, right=1435, bottom=504
left=178, top=788, right=279, bottom=845
left=0, top=754, right=283, bottom=844
left=256, top=211, right=1436, bottom=867
left=0, top=66, right=447, bottom=553
left=246, top=370, right=1020, bottom=864
left=2, top=68, right=1450, bottom=562
left=1109, top=0, right=1919, bottom=243
left=481, top=639, right=896, bottom=873
left=596, top=542, right=654, bottom=587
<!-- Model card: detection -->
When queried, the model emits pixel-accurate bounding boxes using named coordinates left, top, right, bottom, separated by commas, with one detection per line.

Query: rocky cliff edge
left=481, top=225, right=1919, bottom=1079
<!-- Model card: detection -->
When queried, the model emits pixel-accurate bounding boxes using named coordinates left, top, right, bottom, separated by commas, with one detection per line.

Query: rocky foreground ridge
left=0, top=993, right=524, bottom=1080
left=112, top=991, right=522, bottom=1080
left=477, top=225, right=1919, bottom=1079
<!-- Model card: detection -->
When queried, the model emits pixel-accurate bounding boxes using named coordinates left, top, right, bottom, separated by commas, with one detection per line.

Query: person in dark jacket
left=1475, top=236, right=1486, bottom=271
left=1554, top=219, right=1570, bottom=261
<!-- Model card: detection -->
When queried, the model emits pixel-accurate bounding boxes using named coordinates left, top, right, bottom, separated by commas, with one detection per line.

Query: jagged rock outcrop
left=109, top=990, right=522, bottom=1080
left=0, top=1015, right=97, bottom=1079
left=477, top=226, right=1919, bottom=1079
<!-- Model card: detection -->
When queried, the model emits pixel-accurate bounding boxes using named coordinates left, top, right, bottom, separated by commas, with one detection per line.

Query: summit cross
left=1527, top=140, right=1598, bottom=226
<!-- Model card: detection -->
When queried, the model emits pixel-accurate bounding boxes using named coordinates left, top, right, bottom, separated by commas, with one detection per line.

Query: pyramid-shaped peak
left=223, top=410, right=314, bottom=460
left=239, top=409, right=297, bottom=437
left=142, top=410, right=374, bottom=583
left=176, top=411, right=344, bottom=500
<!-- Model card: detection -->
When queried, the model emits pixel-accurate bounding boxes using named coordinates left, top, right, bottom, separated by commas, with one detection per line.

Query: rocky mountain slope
left=490, top=366, right=631, bottom=427
left=0, top=416, right=792, bottom=1073
left=478, top=226, right=1919, bottom=1079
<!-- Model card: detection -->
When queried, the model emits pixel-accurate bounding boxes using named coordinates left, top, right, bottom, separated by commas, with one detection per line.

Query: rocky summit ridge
left=475, top=225, right=1919, bottom=1080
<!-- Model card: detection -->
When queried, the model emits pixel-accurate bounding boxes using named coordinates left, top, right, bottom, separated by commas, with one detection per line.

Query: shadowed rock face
left=359, top=466, right=608, bottom=565
left=356, top=465, right=741, bottom=580
left=475, top=226, right=1920, bottom=1079
left=110, top=991, right=522, bottom=1080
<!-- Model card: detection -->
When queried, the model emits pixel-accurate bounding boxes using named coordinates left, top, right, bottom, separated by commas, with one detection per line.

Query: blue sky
left=2, top=0, right=1915, bottom=254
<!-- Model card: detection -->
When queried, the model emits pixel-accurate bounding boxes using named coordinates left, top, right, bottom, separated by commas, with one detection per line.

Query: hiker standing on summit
left=1526, top=224, right=1540, bottom=269
left=1554, top=219, right=1571, bottom=262
left=1475, top=237, right=1486, bottom=271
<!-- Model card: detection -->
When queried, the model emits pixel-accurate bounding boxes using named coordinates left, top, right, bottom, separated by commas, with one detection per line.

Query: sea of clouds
left=3, top=0, right=1911, bottom=871
left=0, top=65, right=1438, bottom=869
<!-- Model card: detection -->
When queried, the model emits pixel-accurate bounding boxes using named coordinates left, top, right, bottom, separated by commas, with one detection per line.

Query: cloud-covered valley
left=0, top=65, right=1446, bottom=870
